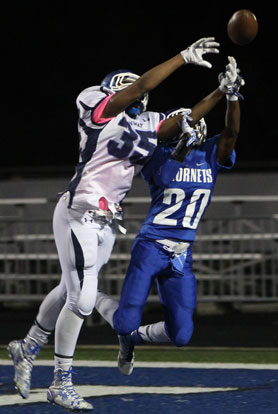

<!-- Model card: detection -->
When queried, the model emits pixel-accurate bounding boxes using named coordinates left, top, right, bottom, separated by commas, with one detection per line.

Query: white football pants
left=36, top=194, right=116, bottom=357
left=53, top=194, right=116, bottom=316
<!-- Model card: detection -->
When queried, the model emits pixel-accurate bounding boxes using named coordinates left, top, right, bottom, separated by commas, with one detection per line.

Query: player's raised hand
left=180, top=37, right=220, bottom=68
left=218, top=56, right=245, bottom=99
left=219, top=56, right=238, bottom=89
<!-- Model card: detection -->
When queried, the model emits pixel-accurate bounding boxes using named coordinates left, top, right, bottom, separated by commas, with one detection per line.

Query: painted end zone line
left=1, top=360, right=278, bottom=369
left=0, top=385, right=239, bottom=406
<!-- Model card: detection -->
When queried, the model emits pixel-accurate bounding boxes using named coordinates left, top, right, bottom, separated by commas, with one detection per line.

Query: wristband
left=226, top=94, right=238, bottom=101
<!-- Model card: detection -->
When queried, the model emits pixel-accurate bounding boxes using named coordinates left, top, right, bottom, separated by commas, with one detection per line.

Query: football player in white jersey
left=95, top=57, right=245, bottom=376
left=8, top=37, right=220, bottom=411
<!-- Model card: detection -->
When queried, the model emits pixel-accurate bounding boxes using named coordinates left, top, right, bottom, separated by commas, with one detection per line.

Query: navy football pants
left=113, top=237, right=197, bottom=346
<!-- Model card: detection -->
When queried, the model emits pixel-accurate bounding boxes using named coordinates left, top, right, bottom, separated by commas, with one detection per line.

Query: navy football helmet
left=101, top=69, right=148, bottom=117
left=166, top=107, right=207, bottom=146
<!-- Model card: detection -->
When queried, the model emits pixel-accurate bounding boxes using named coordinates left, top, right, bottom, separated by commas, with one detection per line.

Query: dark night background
left=3, top=2, right=277, bottom=173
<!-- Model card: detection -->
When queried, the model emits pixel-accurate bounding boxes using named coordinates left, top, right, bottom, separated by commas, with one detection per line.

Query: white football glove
left=179, top=112, right=198, bottom=147
left=180, top=37, right=220, bottom=69
left=219, top=56, right=245, bottom=100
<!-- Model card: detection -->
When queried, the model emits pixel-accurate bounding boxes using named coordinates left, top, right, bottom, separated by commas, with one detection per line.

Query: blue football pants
left=113, top=237, right=197, bottom=346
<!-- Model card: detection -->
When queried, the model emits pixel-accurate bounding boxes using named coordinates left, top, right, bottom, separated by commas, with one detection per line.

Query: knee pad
left=77, top=275, right=98, bottom=316
left=167, top=321, right=194, bottom=347
left=113, top=308, right=141, bottom=335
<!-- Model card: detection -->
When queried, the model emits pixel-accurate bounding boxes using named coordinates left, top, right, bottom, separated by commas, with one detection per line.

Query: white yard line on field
left=1, top=360, right=278, bottom=369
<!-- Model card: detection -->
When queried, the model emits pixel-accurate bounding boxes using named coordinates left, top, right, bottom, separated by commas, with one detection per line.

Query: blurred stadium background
left=0, top=167, right=277, bottom=349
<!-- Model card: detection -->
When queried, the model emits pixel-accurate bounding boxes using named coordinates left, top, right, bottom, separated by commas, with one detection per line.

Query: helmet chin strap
left=126, top=107, right=141, bottom=118
left=125, top=101, right=144, bottom=118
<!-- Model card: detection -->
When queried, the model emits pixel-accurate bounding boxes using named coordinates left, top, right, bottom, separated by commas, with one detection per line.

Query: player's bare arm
left=158, top=87, right=225, bottom=143
left=161, top=56, right=244, bottom=162
left=157, top=115, right=183, bottom=142
left=158, top=54, right=245, bottom=143
left=101, top=37, right=220, bottom=119
left=216, top=56, right=244, bottom=165
left=217, top=99, right=240, bottom=165
left=102, top=55, right=184, bottom=118
left=190, top=88, right=225, bottom=124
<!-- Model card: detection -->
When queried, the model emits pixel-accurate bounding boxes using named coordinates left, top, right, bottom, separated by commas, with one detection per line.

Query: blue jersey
left=138, top=135, right=236, bottom=242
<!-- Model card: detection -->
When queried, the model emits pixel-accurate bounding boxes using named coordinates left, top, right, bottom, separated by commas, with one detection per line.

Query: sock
left=95, top=290, right=119, bottom=328
left=54, top=305, right=84, bottom=366
left=27, top=320, right=52, bottom=347
left=21, top=334, right=41, bottom=360
left=54, top=355, right=73, bottom=372
left=130, top=330, right=144, bottom=345
left=136, top=321, right=171, bottom=343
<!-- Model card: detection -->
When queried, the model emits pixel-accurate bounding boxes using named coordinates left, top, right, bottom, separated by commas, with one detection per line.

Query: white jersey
left=68, top=86, right=165, bottom=213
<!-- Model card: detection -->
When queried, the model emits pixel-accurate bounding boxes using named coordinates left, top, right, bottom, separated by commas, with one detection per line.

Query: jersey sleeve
left=216, top=149, right=236, bottom=169
left=76, top=86, right=115, bottom=126
left=76, top=86, right=105, bottom=107
left=207, top=135, right=236, bottom=170
left=92, top=94, right=114, bottom=124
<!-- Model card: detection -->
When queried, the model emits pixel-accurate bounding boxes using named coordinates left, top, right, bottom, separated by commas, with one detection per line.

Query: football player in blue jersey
left=95, top=56, right=245, bottom=375
left=7, top=38, right=220, bottom=411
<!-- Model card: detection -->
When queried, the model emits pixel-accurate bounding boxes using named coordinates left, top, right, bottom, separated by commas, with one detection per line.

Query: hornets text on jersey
left=138, top=135, right=236, bottom=242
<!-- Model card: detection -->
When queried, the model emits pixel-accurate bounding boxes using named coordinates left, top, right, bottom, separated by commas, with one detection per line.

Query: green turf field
left=1, top=345, right=277, bottom=364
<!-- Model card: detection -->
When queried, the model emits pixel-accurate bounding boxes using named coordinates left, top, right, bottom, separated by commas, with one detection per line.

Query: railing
left=1, top=195, right=278, bottom=217
left=0, top=195, right=277, bottom=303
left=101, top=215, right=278, bottom=302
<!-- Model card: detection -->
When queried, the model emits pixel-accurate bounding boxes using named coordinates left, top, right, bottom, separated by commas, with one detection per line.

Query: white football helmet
left=101, top=69, right=149, bottom=116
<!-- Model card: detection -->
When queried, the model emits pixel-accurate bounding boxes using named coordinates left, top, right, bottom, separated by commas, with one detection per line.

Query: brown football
left=227, top=10, right=258, bottom=45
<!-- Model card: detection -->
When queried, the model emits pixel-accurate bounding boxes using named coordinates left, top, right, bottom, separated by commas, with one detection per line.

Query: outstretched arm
left=102, top=37, right=220, bottom=118
left=217, top=99, right=240, bottom=166
left=158, top=55, right=244, bottom=142
left=190, top=88, right=225, bottom=123
left=157, top=87, right=225, bottom=142
left=166, top=56, right=244, bottom=161
left=191, top=56, right=244, bottom=124
left=217, top=56, right=244, bottom=166
left=102, top=54, right=184, bottom=118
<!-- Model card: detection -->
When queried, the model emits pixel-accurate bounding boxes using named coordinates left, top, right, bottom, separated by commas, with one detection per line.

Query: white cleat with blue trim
left=8, top=338, right=40, bottom=399
left=47, top=367, right=93, bottom=411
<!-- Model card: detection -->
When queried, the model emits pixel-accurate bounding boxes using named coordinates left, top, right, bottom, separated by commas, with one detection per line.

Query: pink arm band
left=92, top=94, right=114, bottom=124
left=156, top=119, right=165, bottom=132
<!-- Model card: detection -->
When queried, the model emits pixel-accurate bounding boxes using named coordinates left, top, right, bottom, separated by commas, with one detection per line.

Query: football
left=227, top=10, right=258, bottom=45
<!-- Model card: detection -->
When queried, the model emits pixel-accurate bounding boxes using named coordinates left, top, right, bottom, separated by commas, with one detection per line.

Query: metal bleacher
left=0, top=196, right=277, bottom=304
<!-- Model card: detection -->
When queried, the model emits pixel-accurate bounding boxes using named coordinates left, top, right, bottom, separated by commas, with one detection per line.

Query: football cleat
left=117, top=334, right=134, bottom=376
left=47, top=367, right=93, bottom=412
left=7, top=338, right=40, bottom=398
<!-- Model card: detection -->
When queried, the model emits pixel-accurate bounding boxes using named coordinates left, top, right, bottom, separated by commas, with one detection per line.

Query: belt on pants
left=87, top=209, right=126, bottom=234
left=88, top=209, right=114, bottom=222
left=60, top=192, right=126, bottom=232
left=156, top=239, right=190, bottom=255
